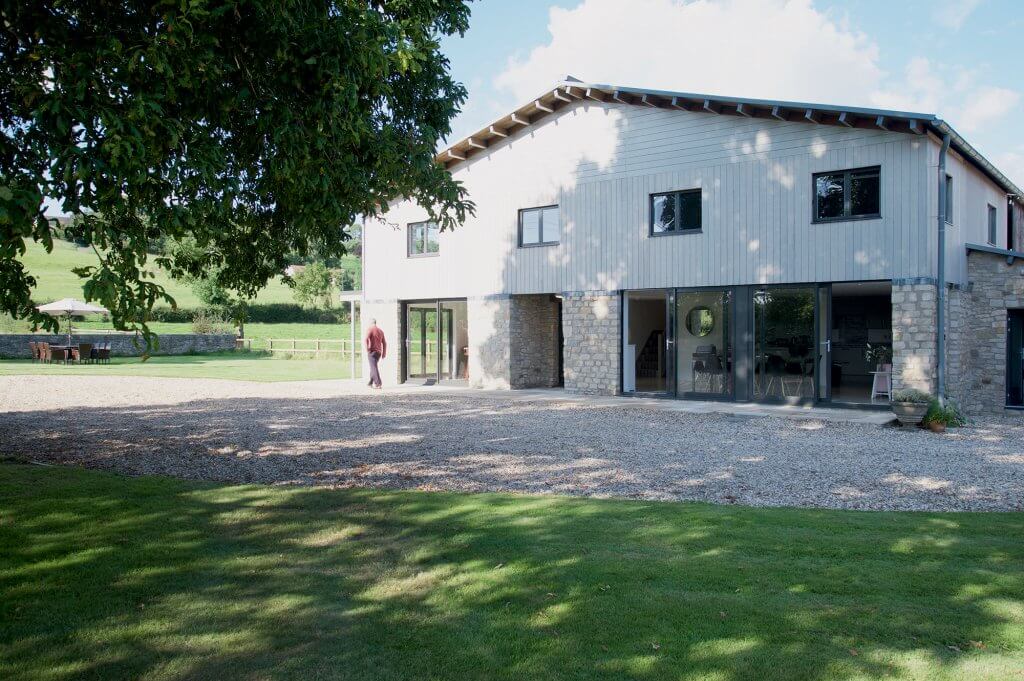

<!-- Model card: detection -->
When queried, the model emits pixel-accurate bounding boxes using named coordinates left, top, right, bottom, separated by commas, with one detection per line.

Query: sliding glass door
left=675, top=290, right=733, bottom=398
left=404, top=299, right=468, bottom=384
left=752, top=287, right=817, bottom=402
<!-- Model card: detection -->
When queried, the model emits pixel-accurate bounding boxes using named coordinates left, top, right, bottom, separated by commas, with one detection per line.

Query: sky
left=440, top=0, right=1024, bottom=185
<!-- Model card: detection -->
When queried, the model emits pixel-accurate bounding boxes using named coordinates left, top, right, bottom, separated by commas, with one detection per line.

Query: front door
left=1008, top=310, right=1024, bottom=407
left=406, top=302, right=438, bottom=383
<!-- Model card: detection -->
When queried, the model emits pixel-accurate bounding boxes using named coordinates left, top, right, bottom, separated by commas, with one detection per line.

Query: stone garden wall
left=0, top=333, right=236, bottom=359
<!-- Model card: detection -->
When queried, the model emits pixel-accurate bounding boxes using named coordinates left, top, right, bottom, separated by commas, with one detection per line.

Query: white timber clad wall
left=364, top=100, right=939, bottom=302
left=938, top=143, right=1011, bottom=286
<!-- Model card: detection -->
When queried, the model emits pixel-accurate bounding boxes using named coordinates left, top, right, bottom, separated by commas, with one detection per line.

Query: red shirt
left=364, top=325, right=387, bottom=358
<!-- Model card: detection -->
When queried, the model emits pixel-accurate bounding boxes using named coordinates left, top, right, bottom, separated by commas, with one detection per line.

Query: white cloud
left=933, top=0, right=983, bottom=30
left=959, top=86, right=1020, bottom=132
left=495, top=0, right=882, bottom=106
left=995, top=146, right=1024, bottom=187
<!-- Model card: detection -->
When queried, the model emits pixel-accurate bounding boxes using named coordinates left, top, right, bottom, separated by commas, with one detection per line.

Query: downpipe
left=937, top=133, right=951, bottom=405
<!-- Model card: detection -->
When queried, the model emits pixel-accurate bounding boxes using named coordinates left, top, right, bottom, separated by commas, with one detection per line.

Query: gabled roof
left=438, top=77, right=1022, bottom=199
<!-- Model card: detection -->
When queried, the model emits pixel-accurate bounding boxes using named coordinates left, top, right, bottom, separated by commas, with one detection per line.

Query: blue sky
left=441, top=0, right=1024, bottom=184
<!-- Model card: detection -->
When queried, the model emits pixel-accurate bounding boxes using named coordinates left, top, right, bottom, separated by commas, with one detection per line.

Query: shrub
left=191, top=310, right=235, bottom=335
left=148, top=303, right=350, bottom=325
left=923, top=399, right=967, bottom=428
left=891, top=388, right=932, bottom=404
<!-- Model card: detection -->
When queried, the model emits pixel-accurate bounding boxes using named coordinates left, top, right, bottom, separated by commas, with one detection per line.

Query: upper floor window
left=650, top=189, right=702, bottom=235
left=519, top=205, right=560, bottom=246
left=945, top=174, right=954, bottom=225
left=813, top=166, right=880, bottom=222
left=988, top=204, right=998, bottom=246
left=408, top=221, right=439, bottom=257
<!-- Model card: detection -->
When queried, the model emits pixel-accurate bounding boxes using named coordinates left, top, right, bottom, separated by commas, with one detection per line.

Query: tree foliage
left=291, top=261, right=334, bottom=309
left=0, top=0, right=474, bottom=341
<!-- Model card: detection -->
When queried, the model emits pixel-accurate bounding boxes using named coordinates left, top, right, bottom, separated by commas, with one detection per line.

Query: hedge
left=147, top=303, right=351, bottom=324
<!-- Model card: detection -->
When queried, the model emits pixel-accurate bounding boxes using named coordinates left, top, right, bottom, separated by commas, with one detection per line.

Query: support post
left=350, top=300, right=356, bottom=379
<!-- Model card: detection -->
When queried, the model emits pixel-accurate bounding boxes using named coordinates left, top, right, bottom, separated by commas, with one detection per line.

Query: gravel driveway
left=2, top=375, right=1022, bottom=511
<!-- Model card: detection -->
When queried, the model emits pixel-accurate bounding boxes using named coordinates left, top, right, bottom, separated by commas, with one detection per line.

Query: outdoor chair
left=77, top=343, right=93, bottom=365
left=28, top=341, right=38, bottom=362
left=97, top=343, right=111, bottom=364
left=38, top=342, right=51, bottom=363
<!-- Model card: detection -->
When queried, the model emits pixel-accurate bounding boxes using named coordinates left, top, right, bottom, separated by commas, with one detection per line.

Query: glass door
left=440, top=300, right=469, bottom=382
left=623, top=290, right=672, bottom=394
left=675, top=289, right=733, bottom=398
left=817, top=284, right=832, bottom=402
left=406, top=302, right=439, bottom=382
left=1008, top=311, right=1024, bottom=407
left=753, top=287, right=817, bottom=403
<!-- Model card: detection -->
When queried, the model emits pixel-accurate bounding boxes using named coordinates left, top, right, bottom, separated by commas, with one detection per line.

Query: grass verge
left=1, top=464, right=1021, bottom=680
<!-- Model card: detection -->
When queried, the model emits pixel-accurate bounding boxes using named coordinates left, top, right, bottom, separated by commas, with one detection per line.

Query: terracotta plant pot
left=892, top=401, right=928, bottom=426
left=928, top=421, right=947, bottom=433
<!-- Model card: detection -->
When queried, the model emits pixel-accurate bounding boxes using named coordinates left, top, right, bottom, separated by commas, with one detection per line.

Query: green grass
left=1, top=464, right=1021, bottom=681
left=21, top=238, right=360, bottom=307
left=0, top=351, right=359, bottom=382
left=68, top=321, right=357, bottom=350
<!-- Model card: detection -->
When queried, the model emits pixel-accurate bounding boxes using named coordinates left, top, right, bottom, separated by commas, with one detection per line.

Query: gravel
left=2, top=375, right=1022, bottom=511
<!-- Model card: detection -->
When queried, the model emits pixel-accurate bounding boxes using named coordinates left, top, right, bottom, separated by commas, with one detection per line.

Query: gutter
left=937, top=133, right=951, bottom=404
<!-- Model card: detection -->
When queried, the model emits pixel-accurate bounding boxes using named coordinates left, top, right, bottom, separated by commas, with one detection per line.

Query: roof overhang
left=437, top=78, right=1022, bottom=199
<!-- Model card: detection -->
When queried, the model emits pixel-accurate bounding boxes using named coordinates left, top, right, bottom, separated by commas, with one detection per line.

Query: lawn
left=0, top=351, right=359, bottom=382
left=1, top=464, right=1021, bottom=681
left=71, top=321, right=357, bottom=350
left=19, top=238, right=360, bottom=308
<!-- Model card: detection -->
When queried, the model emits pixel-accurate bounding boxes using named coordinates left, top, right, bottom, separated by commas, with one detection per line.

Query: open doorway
left=829, top=282, right=892, bottom=405
left=623, top=290, right=670, bottom=394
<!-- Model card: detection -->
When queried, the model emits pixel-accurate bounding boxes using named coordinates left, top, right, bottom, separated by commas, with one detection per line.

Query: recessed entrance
left=1008, top=310, right=1024, bottom=407
left=623, top=290, right=669, bottom=394
left=403, top=299, right=468, bottom=385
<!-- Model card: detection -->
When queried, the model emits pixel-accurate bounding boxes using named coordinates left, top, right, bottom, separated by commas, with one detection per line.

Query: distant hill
left=21, top=238, right=360, bottom=308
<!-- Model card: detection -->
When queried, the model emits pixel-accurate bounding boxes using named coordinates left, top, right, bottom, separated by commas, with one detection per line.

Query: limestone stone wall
left=891, top=283, right=937, bottom=394
left=946, top=252, right=1024, bottom=416
left=361, top=300, right=402, bottom=386
left=562, top=292, right=620, bottom=395
left=509, top=294, right=561, bottom=388
left=0, top=332, right=235, bottom=358
left=467, top=296, right=512, bottom=389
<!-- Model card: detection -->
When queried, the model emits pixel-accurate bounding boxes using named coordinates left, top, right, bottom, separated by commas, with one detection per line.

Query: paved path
left=1, top=375, right=1021, bottom=511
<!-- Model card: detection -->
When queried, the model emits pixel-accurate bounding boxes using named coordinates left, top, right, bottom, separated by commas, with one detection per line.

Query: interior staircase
left=636, top=330, right=664, bottom=378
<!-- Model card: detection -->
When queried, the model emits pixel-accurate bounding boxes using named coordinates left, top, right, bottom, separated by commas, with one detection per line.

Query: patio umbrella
left=36, top=298, right=109, bottom=346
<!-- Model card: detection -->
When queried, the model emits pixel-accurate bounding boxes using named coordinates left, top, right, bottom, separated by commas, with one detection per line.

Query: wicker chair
left=97, top=343, right=111, bottom=364
left=77, top=343, right=93, bottom=365
left=39, top=342, right=53, bottom=363
left=29, top=341, right=38, bottom=362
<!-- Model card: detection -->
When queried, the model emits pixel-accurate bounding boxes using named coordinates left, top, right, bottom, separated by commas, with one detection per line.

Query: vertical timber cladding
left=562, top=291, right=621, bottom=395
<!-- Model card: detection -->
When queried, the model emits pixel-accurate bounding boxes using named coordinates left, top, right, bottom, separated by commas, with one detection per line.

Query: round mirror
left=686, top=306, right=714, bottom=337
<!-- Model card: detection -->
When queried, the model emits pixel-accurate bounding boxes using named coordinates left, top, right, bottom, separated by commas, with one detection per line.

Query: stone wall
left=510, top=294, right=561, bottom=388
left=562, top=291, right=620, bottom=395
left=946, top=251, right=1024, bottom=416
left=467, top=296, right=512, bottom=389
left=891, top=283, right=937, bottom=394
left=0, top=333, right=235, bottom=358
left=360, top=300, right=402, bottom=386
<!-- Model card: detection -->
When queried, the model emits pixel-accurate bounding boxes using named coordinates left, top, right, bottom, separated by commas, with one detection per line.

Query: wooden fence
left=267, top=338, right=361, bottom=359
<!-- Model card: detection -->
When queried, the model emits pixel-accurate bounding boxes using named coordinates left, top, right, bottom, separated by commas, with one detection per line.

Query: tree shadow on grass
left=1, top=463, right=1022, bottom=681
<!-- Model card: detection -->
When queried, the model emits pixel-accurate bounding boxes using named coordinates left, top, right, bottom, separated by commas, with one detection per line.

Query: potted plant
left=922, top=399, right=966, bottom=433
left=865, top=343, right=893, bottom=371
left=891, top=389, right=931, bottom=426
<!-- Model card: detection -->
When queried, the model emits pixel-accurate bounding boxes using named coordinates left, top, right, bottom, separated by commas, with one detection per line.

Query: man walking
left=364, top=318, right=387, bottom=389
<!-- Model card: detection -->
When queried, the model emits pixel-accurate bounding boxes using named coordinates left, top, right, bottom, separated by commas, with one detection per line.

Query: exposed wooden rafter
left=875, top=116, right=889, bottom=131
left=584, top=87, right=606, bottom=102
left=510, top=113, right=530, bottom=127
left=735, top=103, right=752, bottom=117
left=908, top=119, right=924, bottom=135
left=489, top=125, right=508, bottom=138
left=640, top=94, right=660, bottom=108
left=838, top=112, right=854, bottom=127
left=771, top=106, right=788, bottom=121
left=446, top=149, right=465, bottom=161
left=552, top=89, right=572, bottom=103
left=670, top=97, right=692, bottom=111
left=702, top=99, right=719, bottom=114
left=467, top=137, right=487, bottom=150
left=804, top=108, right=820, bottom=124
left=534, top=100, right=553, bottom=113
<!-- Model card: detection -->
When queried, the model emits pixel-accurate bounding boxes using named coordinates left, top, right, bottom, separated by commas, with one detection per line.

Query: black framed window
left=988, top=204, right=998, bottom=246
left=650, top=189, right=702, bottom=235
left=813, top=166, right=881, bottom=222
left=945, top=174, right=954, bottom=225
left=408, top=221, right=440, bottom=257
left=519, top=205, right=559, bottom=246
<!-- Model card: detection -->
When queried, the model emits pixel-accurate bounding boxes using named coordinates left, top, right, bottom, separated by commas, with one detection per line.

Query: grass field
left=20, top=238, right=360, bottom=307
left=0, top=351, right=359, bottom=382
left=0, top=464, right=1021, bottom=680
left=69, top=321, right=357, bottom=350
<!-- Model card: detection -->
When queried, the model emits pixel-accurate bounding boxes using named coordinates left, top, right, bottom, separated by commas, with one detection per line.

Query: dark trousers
left=368, top=351, right=382, bottom=387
